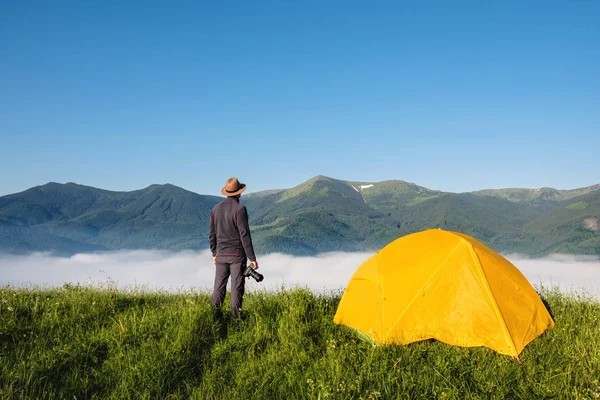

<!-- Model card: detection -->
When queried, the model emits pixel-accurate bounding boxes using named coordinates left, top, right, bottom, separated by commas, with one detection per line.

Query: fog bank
left=0, top=251, right=599, bottom=299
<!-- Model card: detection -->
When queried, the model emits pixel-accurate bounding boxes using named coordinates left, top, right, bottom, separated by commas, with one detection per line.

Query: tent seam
left=382, top=239, right=464, bottom=342
left=377, top=252, right=384, bottom=343
left=466, top=241, right=518, bottom=356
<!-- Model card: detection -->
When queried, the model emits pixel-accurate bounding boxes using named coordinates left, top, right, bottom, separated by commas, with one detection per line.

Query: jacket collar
left=226, top=196, right=240, bottom=203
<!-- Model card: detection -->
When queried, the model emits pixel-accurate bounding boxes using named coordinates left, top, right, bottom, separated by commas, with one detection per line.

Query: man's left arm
left=236, top=206, right=256, bottom=263
left=209, top=209, right=217, bottom=259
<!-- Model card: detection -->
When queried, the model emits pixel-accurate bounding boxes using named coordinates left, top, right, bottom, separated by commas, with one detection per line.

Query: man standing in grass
left=209, top=177, right=259, bottom=319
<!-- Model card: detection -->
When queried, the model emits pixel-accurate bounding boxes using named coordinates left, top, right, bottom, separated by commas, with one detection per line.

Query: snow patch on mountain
left=351, top=184, right=374, bottom=192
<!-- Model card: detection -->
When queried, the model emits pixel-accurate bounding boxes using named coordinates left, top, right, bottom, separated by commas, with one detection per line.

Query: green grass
left=566, top=201, right=588, bottom=210
left=1, top=284, right=599, bottom=399
left=405, top=195, right=440, bottom=207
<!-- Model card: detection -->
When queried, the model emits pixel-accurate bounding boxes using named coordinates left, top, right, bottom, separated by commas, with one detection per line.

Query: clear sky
left=1, top=1, right=598, bottom=197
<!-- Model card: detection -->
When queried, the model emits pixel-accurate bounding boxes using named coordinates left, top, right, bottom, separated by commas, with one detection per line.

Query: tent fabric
left=333, top=229, right=554, bottom=356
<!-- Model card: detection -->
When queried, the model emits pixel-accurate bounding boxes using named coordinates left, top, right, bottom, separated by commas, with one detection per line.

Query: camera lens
left=250, top=269, right=264, bottom=282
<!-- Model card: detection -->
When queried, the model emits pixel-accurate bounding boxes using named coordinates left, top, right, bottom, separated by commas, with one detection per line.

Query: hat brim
left=221, top=183, right=247, bottom=197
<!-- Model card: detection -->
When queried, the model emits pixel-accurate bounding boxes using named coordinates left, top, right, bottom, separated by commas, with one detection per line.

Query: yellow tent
left=333, top=229, right=554, bottom=356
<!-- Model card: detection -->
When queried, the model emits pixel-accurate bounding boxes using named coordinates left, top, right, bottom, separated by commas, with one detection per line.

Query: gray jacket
left=209, top=197, right=256, bottom=261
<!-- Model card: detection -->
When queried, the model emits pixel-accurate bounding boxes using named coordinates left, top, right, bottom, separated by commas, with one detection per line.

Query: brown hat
left=221, top=177, right=247, bottom=197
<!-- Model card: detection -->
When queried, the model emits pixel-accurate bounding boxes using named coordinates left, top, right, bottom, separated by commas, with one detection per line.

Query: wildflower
left=7, top=306, right=14, bottom=312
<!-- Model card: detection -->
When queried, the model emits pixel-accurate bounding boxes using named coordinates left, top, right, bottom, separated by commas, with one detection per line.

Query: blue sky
left=1, top=1, right=598, bottom=196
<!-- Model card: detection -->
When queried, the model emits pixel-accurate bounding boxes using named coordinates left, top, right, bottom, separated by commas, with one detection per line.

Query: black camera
left=243, top=264, right=264, bottom=282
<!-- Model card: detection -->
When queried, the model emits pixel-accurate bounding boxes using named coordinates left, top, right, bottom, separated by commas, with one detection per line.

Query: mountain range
left=1, top=176, right=598, bottom=256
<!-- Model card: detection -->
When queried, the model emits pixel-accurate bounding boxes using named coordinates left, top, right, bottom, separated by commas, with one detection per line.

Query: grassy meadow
left=0, top=284, right=599, bottom=399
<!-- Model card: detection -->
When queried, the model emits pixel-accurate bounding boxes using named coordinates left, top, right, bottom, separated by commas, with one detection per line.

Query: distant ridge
left=1, top=177, right=598, bottom=256
left=472, top=184, right=600, bottom=205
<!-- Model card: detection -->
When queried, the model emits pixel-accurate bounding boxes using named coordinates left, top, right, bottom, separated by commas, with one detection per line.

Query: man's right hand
left=250, top=260, right=259, bottom=270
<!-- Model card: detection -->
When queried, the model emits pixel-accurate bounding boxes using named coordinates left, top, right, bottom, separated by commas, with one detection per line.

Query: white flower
left=7, top=306, right=14, bottom=312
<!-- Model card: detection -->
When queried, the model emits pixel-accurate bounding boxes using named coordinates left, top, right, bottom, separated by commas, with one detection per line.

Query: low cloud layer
left=0, top=251, right=599, bottom=299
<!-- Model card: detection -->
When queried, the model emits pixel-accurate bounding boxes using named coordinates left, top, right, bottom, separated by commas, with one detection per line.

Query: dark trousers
left=212, top=256, right=246, bottom=318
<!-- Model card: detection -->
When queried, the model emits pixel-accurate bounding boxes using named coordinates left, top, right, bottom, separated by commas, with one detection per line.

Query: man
left=209, top=177, right=259, bottom=318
